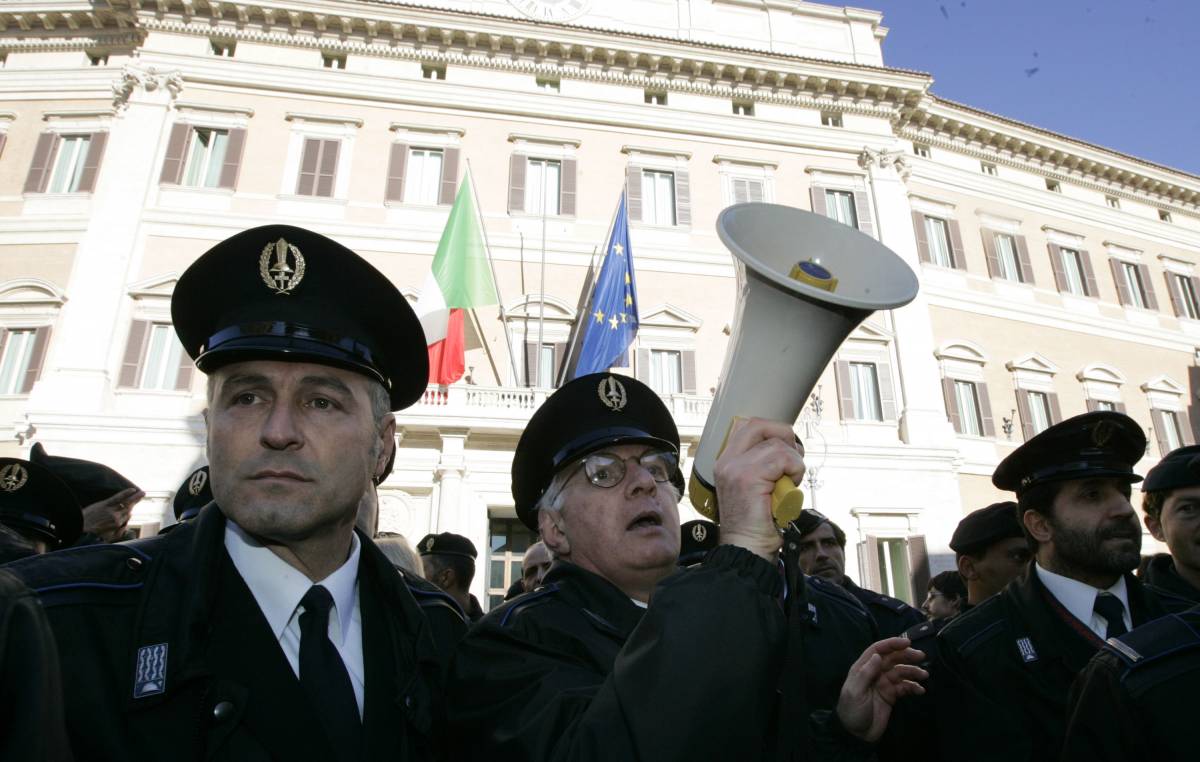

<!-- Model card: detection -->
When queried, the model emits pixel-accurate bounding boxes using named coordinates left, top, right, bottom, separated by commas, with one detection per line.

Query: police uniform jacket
left=1140, top=552, right=1199, bottom=612
left=933, top=565, right=1166, bottom=762
left=1060, top=605, right=1200, bottom=762
left=4, top=503, right=465, bottom=762
left=840, top=577, right=926, bottom=638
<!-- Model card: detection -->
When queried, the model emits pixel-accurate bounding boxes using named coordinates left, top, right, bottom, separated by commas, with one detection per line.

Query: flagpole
left=464, top=160, right=521, bottom=386
left=537, top=169, right=548, bottom=388
left=558, top=191, right=623, bottom=385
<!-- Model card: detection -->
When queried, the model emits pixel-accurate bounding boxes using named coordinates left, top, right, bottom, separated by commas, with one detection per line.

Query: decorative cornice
left=174, top=100, right=254, bottom=116
left=621, top=145, right=691, bottom=159
left=112, top=64, right=183, bottom=110
left=285, top=111, right=363, bottom=127
left=509, top=132, right=580, bottom=147
left=390, top=122, right=464, bottom=135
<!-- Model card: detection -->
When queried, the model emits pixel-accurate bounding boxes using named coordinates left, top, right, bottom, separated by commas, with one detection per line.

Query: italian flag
left=416, top=170, right=499, bottom=385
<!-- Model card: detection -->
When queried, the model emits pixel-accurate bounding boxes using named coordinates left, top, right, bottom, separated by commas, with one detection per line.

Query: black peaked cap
left=0, top=458, right=83, bottom=547
left=993, top=411, right=1144, bottom=497
left=172, top=465, right=213, bottom=522
left=417, top=532, right=478, bottom=559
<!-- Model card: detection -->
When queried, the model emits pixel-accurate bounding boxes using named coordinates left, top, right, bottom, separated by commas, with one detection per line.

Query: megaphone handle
left=772, top=476, right=805, bottom=529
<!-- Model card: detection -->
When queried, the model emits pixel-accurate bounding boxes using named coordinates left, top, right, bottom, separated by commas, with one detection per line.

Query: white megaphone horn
left=688, top=203, right=920, bottom=527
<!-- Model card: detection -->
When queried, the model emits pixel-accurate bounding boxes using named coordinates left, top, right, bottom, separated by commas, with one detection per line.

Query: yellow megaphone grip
left=688, top=417, right=803, bottom=529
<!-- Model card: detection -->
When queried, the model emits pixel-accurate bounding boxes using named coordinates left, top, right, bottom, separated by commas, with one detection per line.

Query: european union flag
left=573, top=192, right=639, bottom=377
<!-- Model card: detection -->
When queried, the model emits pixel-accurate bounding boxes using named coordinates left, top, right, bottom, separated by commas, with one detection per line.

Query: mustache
left=1097, top=522, right=1141, bottom=541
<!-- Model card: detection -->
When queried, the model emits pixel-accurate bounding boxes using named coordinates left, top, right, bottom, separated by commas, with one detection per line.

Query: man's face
left=1043, top=478, right=1141, bottom=576
left=541, top=443, right=681, bottom=589
left=205, top=360, right=392, bottom=544
left=1147, top=485, right=1200, bottom=575
left=795, top=522, right=846, bottom=582
left=968, top=537, right=1031, bottom=600
left=922, top=586, right=961, bottom=620
left=522, top=541, right=552, bottom=591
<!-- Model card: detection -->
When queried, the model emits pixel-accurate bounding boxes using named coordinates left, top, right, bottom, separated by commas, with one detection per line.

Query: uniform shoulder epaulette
left=397, top=569, right=467, bottom=620
left=1103, top=610, right=1200, bottom=669
left=497, top=583, right=560, bottom=628
left=807, top=575, right=871, bottom=619
left=870, top=591, right=913, bottom=613
left=903, top=618, right=943, bottom=643
left=938, top=597, right=1008, bottom=657
left=3, top=540, right=156, bottom=605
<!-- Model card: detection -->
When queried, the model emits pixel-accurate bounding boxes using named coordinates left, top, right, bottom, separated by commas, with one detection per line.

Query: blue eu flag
left=573, top=192, right=639, bottom=377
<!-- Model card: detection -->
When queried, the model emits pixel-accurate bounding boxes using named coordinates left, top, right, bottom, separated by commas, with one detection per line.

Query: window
left=1060, top=247, right=1087, bottom=296
left=160, top=124, right=245, bottom=190
left=1026, top=391, right=1052, bottom=435
left=913, top=143, right=931, bottom=158
left=182, top=128, right=229, bottom=188
left=981, top=162, right=997, bottom=176
left=536, top=77, right=560, bottom=92
left=522, top=342, right=557, bottom=388
left=820, top=112, right=843, bottom=127
left=1106, top=196, right=1121, bottom=209
left=644, top=90, right=667, bottom=105
left=322, top=52, right=347, bottom=69
left=47, top=135, right=92, bottom=194
left=1159, top=410, right=1184, bottom=453
left=525, top=158, right=562, bottom=216
left=1046, top=179, right=1061, bottom=193
left=1094, top=400, right=1117, bottom=412
left=404, top=148, right=444, bottom=205
left=995, top=233, right=1022, bottom=282
left=648, top=349, right=682, bottom=394
left=0, top=330, right=37, bottom=395
left=848, top=362, right=883, bottom=421
left=730, top=177, right=765, bottom=204
left=732, top=101, right=754, bottom=116
left=1119, top=262, right=1148, bottom=309
left=825, top=190, right=858, bottom=228
left=922, top=217, right=952, bottom=268
left=642, top=170, right=677, bottom=226
left=210, top=39, right=235, bottom=57
left=1109, top=259, right=1157, bottom=310
left=1170, top=273, right=1200, bottom=319
left=1160, top=210, right=1173, bottom=223
left=138, top=324, right=185, bottom=391
left=295, top=138, right=340, bottom=198
left=487, top=518, right=535, bottom=610
left=511, top=152, right=577, bottom=217
left=953, top=380, right=983, bottom=436
left=876, top=537, right=913, bottom=602
left=422, top=62, right=446, bottom=80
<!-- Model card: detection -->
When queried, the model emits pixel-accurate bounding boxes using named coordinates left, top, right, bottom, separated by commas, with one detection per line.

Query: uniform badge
left=424, top=537, right=436, bottom=552
left=259, top=237, right=306, bottom=295
left=133, top=643, right=168, bottom=698
left=1091, top=419, right=1117, bottom=448
left=691, top=523, right=708, bottom=543
left=597, top=376, right=627, bottom=412
left=1016, top=637, right=1038, bottom=663
left=807, top=602, right=819, bottom=624
left=187, top=469, right=208, bottom=496
left=0, top=462, right=28, bottom=492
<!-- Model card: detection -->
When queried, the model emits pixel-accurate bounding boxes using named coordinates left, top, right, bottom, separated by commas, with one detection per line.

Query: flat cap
left=172, top=466, right=212, bottom=522
left=993, top=411, right=1145, bottom=497
left=417, top=532, right=477, bottom=559
left=949, top=501, right=1023, bottom=555
left=678, top=519, right=718, bottom=566
left=29, top=442, right=138, bottom=508
left=788, top=508, right=831, bottom=538
left=0, top=458, right=83, bottom=547
left=1143, top=444, right=1200, bottom=494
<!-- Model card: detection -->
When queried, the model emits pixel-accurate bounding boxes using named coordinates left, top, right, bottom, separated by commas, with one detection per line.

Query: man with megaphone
left=446, top=372, right=927, bottom=760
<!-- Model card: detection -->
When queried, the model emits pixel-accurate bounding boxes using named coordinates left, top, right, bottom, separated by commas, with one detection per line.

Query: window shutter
left=119, top=320, right=149, bottom=388
left=1115, top=401, right=1127, bottom=415
left=159, top=123, right=190, bottom=184
left=1191, top=277, right=1200, bottom=314
left=981, top=230, right=1000, bottom=278
left=508, top=154, right=526, bottom=213
left=946, top=218, right=965, bottom=270
left=1085, top=398, right=1100, bottom=413
left=384, top=143, right=408, bottom=203
left=625, top=166, right=643, bottom=222
left=552, top=343, right=566, bottom=388
left=877, top=360, right=896, bottom=421
left=0, top=133, right=6, bottom=160
left=218, top=128, right=246, bottom=190
left=1048, top=243, right=1068, bottom=292
left=439, top=147, right=460, bottom=206
left=315, top=139, right=339, bottom=197
left=1137, top=264, right=1159, bottom=311
left=1151, top=410, right=1170, bottom=457
left=977, top=382, right=997, bottom=437
left=680, top=350, right=697, bottom=394
left=0, top=330, right=6, bottom=361
left=1165, top=273, right=1186, bottom=317
left=1047, top=392, right=1063, bottom=425
left=1110, top=259, right=1132, bottom=306
left=852, top=190, right=874, bottom=238
left=635, top=348, right=651, bottom=383
left=24, top=133, right=58, bottom=193
left=809, top=186, right=828, bottom=217
left=76, top=132, right=108, bottom=193
left=174, top=344, right=194, bottom=392
left=835, top=360, right=854, bottom=420
left=523, top=341, right=537, bottom=387
left=861, top=536, right=882, bottom=592
left=907, top=535, right=930, bottom=607
left=941, top=377, right=962, bottom=433
left=1016, top=390, right=1034, bottom=441
left=19, top=326, right=51, bottom=394
left=1079, top=250, right=1100, bottom=297
left=559, top=158, right=577, bottom=216
left=296, top=138, right=321, bottom=196
left=912, top=212, right=931, bottom=263
left=1014, top=235, right=1034, bottom=284
left=674, top=170, right=691, bottom=227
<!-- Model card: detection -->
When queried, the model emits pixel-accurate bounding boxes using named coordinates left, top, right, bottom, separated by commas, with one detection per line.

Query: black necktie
left=1093, top=592, right=1128, bottom=640
left=299, top=585, right=362, bottom=759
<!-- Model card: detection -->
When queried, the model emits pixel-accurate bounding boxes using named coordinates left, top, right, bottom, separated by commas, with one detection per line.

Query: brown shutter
left=809, top=185, right=828, bottom=217
left=680, top=350, right=697, bottom=394
left=877, top=360, right=896, bottom=421
left=1047, top=392, right=1063, bottom=425
left=24, top=133, right=58, bottom=193
left=76, top=132, right=107, bottom=193
left=942, top=377, right=962, bottom=433
left=384, top=143, right=407, bottom=203
left=439, top=147, right=460, bottom=206
left=1191, top=277, right=1200, bottom=316
left=1182, top=410, right=1196, bottom=447
left=296, top=138, right=320, bottom=196
left=315, top=139, right=338, bottom=197
left=978, top=382, right=997, bottom=437
left=159, top=123, right=190, bottom=185
left=218, top=128, right=246, bottom=190
left=635, top=348, right=650, bottom=383
left=1016, top=390, right=1034, bottom=441
left=174, top=342, right=194, bottom=392
left=861, top=536, right=882, bottom=591
left=0, top=133, right=6, bottom=160
left=551, top=343, right=566, bottom=388
left=559, top=158, right=577, bottom=217
left=1048, top=243, right=1068, bottom=292
left=1110, top=259, right=1133, bottom=306
left=1115, top=401, right=1128, bottom=415
left=912, top=212, right=931, bottom=263
left=1137, top=264, right=1159, bottom=310
left=1166, top=272, right=1185, bottom=317
left=1079, top=250, right=1100, bottom=297
left=853, top=190, right=874, bottom=238
left=1151, top=409, right=1170, bottom=457
left=835, top=360, right=854, bottom=420
left=119, top=320, right=149, bottom=388
left=1014, top=235, right=1033, bottom=285
left=625, top=166, right=643, bottom=222
left=907, top=535, right=930, bottom=606
left=508, top=154, right=526, bottom=213
left=674, top=170, right=691, bottom=227
left=946, top=218, right=965, bottom=270
left=981, top=230, right=1001, bottom=278
left=1086, top=398, right=1100, bottom=413
left=523, top=341, right=537, bottom=387
left=19, top=327, right=51, bottom=394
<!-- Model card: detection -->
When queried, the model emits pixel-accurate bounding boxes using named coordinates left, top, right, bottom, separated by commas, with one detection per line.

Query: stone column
left=433, top=428, right=470, bottom=533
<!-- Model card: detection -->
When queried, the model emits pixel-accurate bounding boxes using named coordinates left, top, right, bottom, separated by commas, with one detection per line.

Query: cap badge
left=259, top=237, right=306, bottom=295
left=424, top=537, right=436, bottom=552
left=691, top=523, right=708, bottom=543
left=0, top=463, right=28, bottom=492
left=187, top=469, right=208, bottom=496
left=597, top=376, right=628, bottom=412
left=1091, top=419, right=1117, bottom=448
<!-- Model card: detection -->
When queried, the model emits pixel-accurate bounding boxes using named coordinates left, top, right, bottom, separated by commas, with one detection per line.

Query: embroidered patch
left=133, top=643, right=168, bottom=698
left=1016, top=637, right=1038, bottom=663
left=807, top=602, right=819, bottom=624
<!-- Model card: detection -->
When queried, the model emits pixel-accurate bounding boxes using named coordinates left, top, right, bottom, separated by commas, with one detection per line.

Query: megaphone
left=688, top=203, right=919, bottom=526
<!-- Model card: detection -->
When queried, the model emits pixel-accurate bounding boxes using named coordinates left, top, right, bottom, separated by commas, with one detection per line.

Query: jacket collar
left=1143, top=553, right=1200, bottom=604
left=542, top=561, right=646, bottom=640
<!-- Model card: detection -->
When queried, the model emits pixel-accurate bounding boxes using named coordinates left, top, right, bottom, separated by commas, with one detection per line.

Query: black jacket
left=841, top=577, right=925, bottom=638
left=3, top=504, right=465, bottom=761
left=1140, top=552, right=1199, bottom=612
left=934, top=566, right=1167, bottom=762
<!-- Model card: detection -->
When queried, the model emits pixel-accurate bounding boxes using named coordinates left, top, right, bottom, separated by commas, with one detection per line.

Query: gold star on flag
left=613, top=243, right=625, bottom=256
left=594, top=309, right=605, bottom=324
left=624, top=293, right=633, bottom=307
left=609, top=316, right=619, bottom=329
left=624, top=272, right=631, bottom=285
left=620, top=313, right=628, bottom=323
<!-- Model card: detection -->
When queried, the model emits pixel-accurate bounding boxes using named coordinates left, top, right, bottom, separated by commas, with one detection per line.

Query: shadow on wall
left=1188, top=366, right=1200, bottom=441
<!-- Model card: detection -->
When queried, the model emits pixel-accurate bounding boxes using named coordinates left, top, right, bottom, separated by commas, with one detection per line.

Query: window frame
left=403, top=147, right=446, bottom=206
left=641, top=169, right=678, bottom=227
left=0, top=329, right=38, bottom=396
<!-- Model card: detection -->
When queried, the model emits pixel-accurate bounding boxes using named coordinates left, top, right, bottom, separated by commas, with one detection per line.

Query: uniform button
left=786, top=543, right=797, bottom=551
left=212, top=701, right=235, bottom=720
left=126, top=557, right=143, bottom=571
left=404, top=695, right=413, bottom=709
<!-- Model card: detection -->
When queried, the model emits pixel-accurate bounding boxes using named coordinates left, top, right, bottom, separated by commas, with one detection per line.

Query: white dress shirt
left=224, top=520, right=365, bottom=717
left=1034, top=563, right=1131, bottom=640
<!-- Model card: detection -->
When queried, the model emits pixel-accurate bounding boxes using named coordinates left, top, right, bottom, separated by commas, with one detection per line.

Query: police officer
left=934, top=411, right=1168, bottom=762
left=0, top=457, right=82, bottom=555
left=417, top=532, right=483, bottom=621
left=949, top=500, right=1030, bottom=608
left=5, top=225, right=465, bottom=761
left=447, top=374, right=926, bottom=760
left=1137, top=444, right=1200, bottom=610
left=788, top=510, right=925, bottom=637
left=30, top=442, right=144, bottom=544
left=162, top=465, right=212, bottom=532
left=678, top=519, right=718, bottom=566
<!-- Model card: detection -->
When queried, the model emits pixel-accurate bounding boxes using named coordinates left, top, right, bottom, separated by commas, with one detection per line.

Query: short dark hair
left=825, top=519, right=847, bottom=548
left=1142, top=490, right=1166, bottom=522
left=423, top=553, right=476, bottom=590
left=929, top=570, right=967, bottom=601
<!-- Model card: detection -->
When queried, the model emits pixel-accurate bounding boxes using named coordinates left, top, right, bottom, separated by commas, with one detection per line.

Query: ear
left=539, top=508, right=571, bottom=559
left=1144, top=511, right=1166, bottom=542
left=1023, top=510, right=1053, bottom=545
left=956, top=554, right=980, bottom=582
left=374, top=415, right=396, bottom=481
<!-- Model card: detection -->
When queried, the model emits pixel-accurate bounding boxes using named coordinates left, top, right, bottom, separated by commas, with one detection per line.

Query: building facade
left=2, top=0, right=1197, bottom=609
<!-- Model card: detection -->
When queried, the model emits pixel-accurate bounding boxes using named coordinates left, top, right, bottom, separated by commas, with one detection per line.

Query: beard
left=1051, top=515, right=1142, bottom=576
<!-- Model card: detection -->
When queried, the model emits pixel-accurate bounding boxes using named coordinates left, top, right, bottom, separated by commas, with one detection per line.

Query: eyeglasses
left=549, top=449, right=678, bottom=503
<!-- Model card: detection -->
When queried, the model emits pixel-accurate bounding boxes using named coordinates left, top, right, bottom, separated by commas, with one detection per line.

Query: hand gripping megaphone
left=688, top=203, right=919, bottom=527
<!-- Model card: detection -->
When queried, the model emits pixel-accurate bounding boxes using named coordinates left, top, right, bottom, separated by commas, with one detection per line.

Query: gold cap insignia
left=259, top=237, right=306, bottom=295
left=424, top=537, right=436, bottom=552
left=691, top=523, right=708, bottom=543
left=597, top=376, right=628, bottom=412
left=1092, top=419, right=1117, bottom=448
left=0, top=463, right=29, bottom=493
left=187, top=469, right=208, bottom=496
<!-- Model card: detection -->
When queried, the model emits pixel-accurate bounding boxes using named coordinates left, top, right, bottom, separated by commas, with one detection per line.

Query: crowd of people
left=1, top=224, right=1197, bottom=761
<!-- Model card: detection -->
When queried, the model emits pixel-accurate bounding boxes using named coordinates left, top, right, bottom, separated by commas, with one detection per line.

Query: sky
left=856, top=0, right=1200, bottom=176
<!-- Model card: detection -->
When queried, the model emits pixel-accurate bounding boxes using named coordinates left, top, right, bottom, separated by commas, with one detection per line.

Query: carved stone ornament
left=857, top=147, right=912, bottom=180
left=112, top=65, right=184, bottom=110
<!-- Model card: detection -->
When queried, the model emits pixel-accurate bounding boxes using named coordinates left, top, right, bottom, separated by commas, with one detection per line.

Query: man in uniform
left=921, top=571, right=966, bottom=622
left=949, top=500, right=1030, bottom=607
left=0, top=457, right=82, bottom=555
left=520, top=540, right=552, bottom=592
left=6, top=225, right=465, bottom=761
left=418, top=532, right=483, bottom=621
left=1136, top=444, right=1200, bottom=610
left=447, top=373, right=927, bottom=760
left=788, top=510, right=925, bottom=637
left=163, top=465, right=212, bottom=532
left=934, top=411, right=1167, bottom=762
left=30, top=442, right=144, bottom=544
